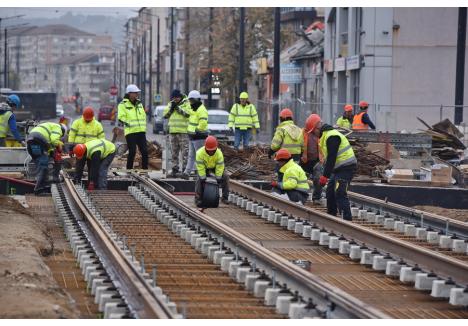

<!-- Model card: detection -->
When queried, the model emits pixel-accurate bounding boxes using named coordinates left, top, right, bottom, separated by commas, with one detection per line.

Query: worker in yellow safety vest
left=228, top=92, right=260, bottom=150
left=335, top=104, right=354, bottom=129
left=73, top=139, right=116, bottom=191
left=268, top=108, right=304, bottom=162
left=118, top=84, right=148, bottom=169
left=270, top=148, right=310, bottom=205
left=309, top=115, right=357, bottom=220
left=0, top=94, right=24, bottom=147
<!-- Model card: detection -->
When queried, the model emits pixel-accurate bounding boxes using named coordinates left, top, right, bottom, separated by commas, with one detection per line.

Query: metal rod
left=272, top=268, right=276, bottom=289
left=446, top=219, right=450, bottom=235
left=454, top=7, right=467, bottom=125
left=141, top=253, right=145, bottom=273
left=152, top=264, right=157, bottom=287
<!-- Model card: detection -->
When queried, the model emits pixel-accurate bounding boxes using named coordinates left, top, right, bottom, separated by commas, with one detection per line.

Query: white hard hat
left=126, top=84, right=141, bottom=93
left=188, top=90, right=201, bottom=99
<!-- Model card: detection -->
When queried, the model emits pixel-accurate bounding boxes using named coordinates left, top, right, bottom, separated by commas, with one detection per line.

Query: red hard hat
left=73, top=144, right=87, bottom=159
left=359, top=101, right=369, bottom=108
left=344, top=104, right=353, bottom=112
left=205, top=136, right=218, bottom=151
left=275, top=148, right=292, bottom=161
left=279, top=108, right=293, bottom=119
left=304, top=114, right=321, bottom=133
left=83, top=107, right=94, bottom=121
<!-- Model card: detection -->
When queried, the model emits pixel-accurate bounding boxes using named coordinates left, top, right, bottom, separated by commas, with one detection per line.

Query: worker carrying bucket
left=194, top=136, right=230, bottom=208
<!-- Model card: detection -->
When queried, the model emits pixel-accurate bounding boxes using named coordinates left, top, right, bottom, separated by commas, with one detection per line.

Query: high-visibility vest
left=270, top=120, right=304, bottom=155
left=187, top=104, right=208, bottom=135
left=278, top=159, right=310, bottom=193
left=0, top=111, right=12, bottom=138
left=228, top=103, right=260, bottom=130
left=85, top=139, right=116, bottom=160
left=117, top=99, right=147, bottom=136
left=195, top=147, right=224, bottom=178
left=69, top=117, right=104, bottom=143
left=163, top=98, right=192, bottom=134
left=319, top=129, right=357, bottom=170
left=30, top=122, right=63, bottom=148
left=336, top=116, right=352, bottom=129
left=352, top=111, right=368, bottom=130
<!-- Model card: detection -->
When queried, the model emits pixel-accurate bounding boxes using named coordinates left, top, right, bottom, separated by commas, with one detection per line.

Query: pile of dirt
left=412, top=205, right=468, bottom=223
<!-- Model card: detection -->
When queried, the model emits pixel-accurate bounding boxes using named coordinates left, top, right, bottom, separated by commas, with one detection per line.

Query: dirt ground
left=412, top=205, right=468, bottom=223
left=0, top=196, right=79, bottom=318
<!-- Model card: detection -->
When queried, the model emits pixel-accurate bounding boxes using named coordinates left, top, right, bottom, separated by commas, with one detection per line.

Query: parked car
left=56, top=104, right=64, bottom=117
left=207, top=109, right=233, bottom=143
left=153, top=105, right=167, bottom=134
left=98, top=105, right=113, bottom=122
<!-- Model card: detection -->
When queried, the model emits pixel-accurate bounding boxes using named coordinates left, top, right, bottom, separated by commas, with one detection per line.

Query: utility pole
left=207, top=7, right=213, bottom=108
left=239, top=7, right=245, bottom=93
left=455, top=7, right=467, bottom=125
left=170, top=8, right=175, bottom=92
left=0, top=15, right=25, bottom=88
left=156, top=17, right=160, bottom=94
left=149, top=22, right=153, bottom=110
left=184, top=8, right=190, bottom=93
left=3, top=28, right=6, bottom=88
left=272, top=7, right=281, bottom=133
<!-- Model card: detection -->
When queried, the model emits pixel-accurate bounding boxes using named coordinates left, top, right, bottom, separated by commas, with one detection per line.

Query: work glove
left=268, top=148, right=276, bottom=159
left=87, top=181, right=95, bottom=192
left=319, top=176, right=329, bottom=187
left=170, top=101, right=177, bottom=110
left=271, top=181, right=278, bottom=188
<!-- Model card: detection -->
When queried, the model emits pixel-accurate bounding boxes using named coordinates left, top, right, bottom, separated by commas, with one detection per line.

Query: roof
left=282, top=23, right=324, bottom=62
left=8, top=24, right=94, bottom=37
left=50, top=53, right=99, bottom=65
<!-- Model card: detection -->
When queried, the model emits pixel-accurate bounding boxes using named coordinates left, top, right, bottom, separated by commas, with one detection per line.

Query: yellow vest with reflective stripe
left=195, top=147, right=224, bottom=178
left=117, top=99, right=147, bottom=136
left=228, top=103, right=260, bottom=130
left=271, top=120, right=304, bottom=155
left=0, top=111, right=12, bottom=138
left=30, top=122, right=63, bottom=147
left=319, top=129, right=356, bottom=170
left=85, top=139, right=116, bottom=160
left=278, top=159, right=309, bottom=193
left=336, top=116, right=352, bottom=129
left=187, top=104, right=208, bottom=134
left=69, top=117, right=105, bottom=143
left=163, top=98, right=192, bottom=134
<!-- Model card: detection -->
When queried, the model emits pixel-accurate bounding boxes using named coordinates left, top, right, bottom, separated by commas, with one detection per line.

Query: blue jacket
left=0, top=109, right=22, bottom=141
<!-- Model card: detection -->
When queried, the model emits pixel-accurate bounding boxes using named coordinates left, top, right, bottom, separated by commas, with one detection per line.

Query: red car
left=98, top=105, right=114, bottom=122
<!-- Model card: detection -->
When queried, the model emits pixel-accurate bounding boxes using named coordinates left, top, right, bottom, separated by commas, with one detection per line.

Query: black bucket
left=200, top=180, right=219, bottom=208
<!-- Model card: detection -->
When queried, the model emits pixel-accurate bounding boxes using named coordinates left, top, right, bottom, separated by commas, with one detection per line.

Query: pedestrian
left=352, top=100, right=376, bottom=130
left=270, top=148, right=310, bottom=205
left=0, top=94, right=24, bottom=147
left=309, top=115, right=357, bottom=220
left=268, top=108, right=304, bottom=162
left=301, top=114, right=323, bottom=204
left=117, top=84, right=149, bottom=169
left=195, top=136, right=230, bottom=206
left=69, top=106, right=105, bottom=182
left=26, top=122, right=66, bottom=194
left=73, top=139, right=116, bottom=191
left=228, top=92, right=260, bottom=150
left=163, top=89, right=191, bottom=177
left=336, top=104, right=354, bottom=129
left=183, top=90, right=208, bottom=179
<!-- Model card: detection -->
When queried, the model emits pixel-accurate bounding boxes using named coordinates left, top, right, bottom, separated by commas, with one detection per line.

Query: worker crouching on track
left=73, top=139, right=116, bottom=191
left=268, top=108, right=304, bottom=162
left=271, top=148, right=310, bottom=205
left=26, top=122, right=66, bottom=195
left=309, top=115, right=357, bottom=221
left=195, top=136, right=230, bottom=206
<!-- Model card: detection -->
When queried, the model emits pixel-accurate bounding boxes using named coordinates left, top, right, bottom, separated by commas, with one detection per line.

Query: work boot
left=221, top=197, right=230, bottom=205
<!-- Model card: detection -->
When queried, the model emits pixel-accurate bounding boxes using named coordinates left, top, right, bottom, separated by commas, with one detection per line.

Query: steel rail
left=348, top=191, right=468, bottom=239
left=229, top=180, right=468, bottom=284
left=133, top=173, right=390, bottom=319
left=62, top=177, right=175, bottom=319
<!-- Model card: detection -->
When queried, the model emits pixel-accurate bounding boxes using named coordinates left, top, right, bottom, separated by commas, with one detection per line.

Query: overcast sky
left=0, top=7, right=138, bottom=19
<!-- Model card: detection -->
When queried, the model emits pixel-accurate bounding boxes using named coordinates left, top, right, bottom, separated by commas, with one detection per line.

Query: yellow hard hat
left=239, top=92, right=249, bottom=99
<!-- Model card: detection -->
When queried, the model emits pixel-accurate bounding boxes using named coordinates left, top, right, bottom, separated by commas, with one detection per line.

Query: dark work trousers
left=300, top=159, right=323, bottom=201
left=96, top=153, right=115, bottom=190
left=272, top=187, right=308, bottom=204
left=125, top=132, right=148, bottom=169
left=326, top=167, right=355, bottom=220
left=195, top=171, right=230, bottom=204
left=74, top=157, right=87, bottom=183
left=27, top=138, right=50, bottom=193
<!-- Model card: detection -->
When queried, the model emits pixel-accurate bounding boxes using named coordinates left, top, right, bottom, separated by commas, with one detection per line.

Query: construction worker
left=183, top=90, right=208, bottom=179
left=69, top=107, right=105, bottom=182
left=0, top=94, right=24, bottom=147
left=309, top=115, right=357, bottom=221
left=163, top=89, right=191, bottom=177
left=271, top=148, right=310, bottom=205
left=228, top=92, right=260, bottom=150
left=301, top=114, right=323, bottom=204
left=352, top=100, right=376, bottom=130
left=268, top=108, right=304, bottom=162
left=118, top=84, right=149, bottom=170
left=195, top=136, right=230, bottom=206
left=73, top=139, right=116, bottom=191
left=336, top=104, right=354, bottom=129
left=26, top=122, right=66, bottom=195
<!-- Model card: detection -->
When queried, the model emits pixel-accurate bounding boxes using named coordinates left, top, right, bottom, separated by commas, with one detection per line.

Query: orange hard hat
left=359, top=101, right=369, bottom=108
left=83, top=107, right=94, bottom=121
left=344, top=104, right=353, bottom=112
left=205, top=135, right=218, bottom=151
left=304, top=114, right=321, bottom=133
left=275, top=148, right=292, bottom=161
left=73, top=144, right=87, bottom=159
left=279, top=108, right=293, bottom=119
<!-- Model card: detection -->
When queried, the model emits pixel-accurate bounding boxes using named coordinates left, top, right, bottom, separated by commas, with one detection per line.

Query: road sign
left=280, top=63, right=302, bottom=84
